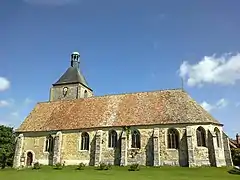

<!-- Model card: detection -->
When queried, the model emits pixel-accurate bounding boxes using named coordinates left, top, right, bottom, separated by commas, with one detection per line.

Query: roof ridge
left=37, top=88, right=186, bottom=104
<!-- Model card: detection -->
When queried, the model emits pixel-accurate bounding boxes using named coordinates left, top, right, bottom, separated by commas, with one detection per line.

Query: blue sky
left=0, top=0, right=240, bottom=138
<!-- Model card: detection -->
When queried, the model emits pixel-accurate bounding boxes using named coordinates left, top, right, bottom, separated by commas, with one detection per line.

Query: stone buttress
left=13, top=134, right=24, bottom=168
left=153, top=128, right=160, bottom=166
left=94, top=130, right=102, bottom=166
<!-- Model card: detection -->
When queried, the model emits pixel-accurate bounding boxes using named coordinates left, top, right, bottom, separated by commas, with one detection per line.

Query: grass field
left=0, top=166, right=239, bottom=180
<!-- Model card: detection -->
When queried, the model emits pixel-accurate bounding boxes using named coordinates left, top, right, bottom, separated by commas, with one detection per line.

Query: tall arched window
left=84, top=90, right=88, bottom=98
left=196, top=126, right=206, bottom=147
left=167, top=128, right=179, bottom=149
left=214, top=127, right=221, bottom=148
left=45, top=135, right=54, bottom=153
left=131, top=130, right=141, bottom=148
left=81, top=132, right=89, bottom=150
left=108, top=130, right=118, bottom=148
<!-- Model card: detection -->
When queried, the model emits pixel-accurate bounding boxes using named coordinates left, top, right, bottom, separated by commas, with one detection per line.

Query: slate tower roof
left=53, top=52, right=90, bottom=89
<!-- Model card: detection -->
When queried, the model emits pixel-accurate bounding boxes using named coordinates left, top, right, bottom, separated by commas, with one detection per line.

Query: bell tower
left=49, top=52, right=93, bottom=101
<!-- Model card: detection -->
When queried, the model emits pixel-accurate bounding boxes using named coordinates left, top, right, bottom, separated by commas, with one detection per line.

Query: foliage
left=98, top=163, right=112, bottom=170
left=128, top=164, right=140, bottom=171
left=0, top=125, right=15, bottom=169
left=54, top=163, right=63, bottom=170
left=32, top=162, right=41, bottom=170
left=76, top=163, right=85, bottom=170
left=122, top=126, right=131, bottom=139
left=231, top=148, right=240, bottom=166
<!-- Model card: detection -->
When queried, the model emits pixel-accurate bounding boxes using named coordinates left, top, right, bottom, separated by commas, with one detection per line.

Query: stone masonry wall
left=14, top=124, right=229, bottom=168
left=50, top=83, right=93, bottom=101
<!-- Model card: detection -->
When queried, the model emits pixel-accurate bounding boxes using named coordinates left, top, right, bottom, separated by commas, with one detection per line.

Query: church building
left=13, top=52, right=233, bottom=168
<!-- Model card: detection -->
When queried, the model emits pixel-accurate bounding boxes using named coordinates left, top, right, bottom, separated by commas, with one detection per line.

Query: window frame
left=80, top=132, right=90, bottom=151
left=44, top=135, right=54, bottom=153
left=108, top=130, right=118, bottom=148
left=131, top=130, right=141, bottom=149
left=214, top=127, right=221, bottom=148
left=167, top=128, right=179, bottom=149
left=196, top=126, right=207, bottom=147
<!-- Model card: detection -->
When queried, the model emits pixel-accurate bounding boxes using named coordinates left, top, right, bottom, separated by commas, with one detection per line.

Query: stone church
left=13, top=52, right=233, bottom=168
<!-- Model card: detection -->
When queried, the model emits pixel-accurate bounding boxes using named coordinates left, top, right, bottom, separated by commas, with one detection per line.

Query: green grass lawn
left=0, top=166, right=239, bottom=180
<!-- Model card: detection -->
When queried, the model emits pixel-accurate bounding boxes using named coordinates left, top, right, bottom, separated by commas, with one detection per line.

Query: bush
left=231, top=148, right=240, bottom=166
left=98, top=163, right=112, bottom=170
left=128, top=163, right=140, bottom=171
left=54, top=163, right=63, bottom=170
left=32, top=162, right=41, bottom=170
left=76, top=163, right=85, bottom=170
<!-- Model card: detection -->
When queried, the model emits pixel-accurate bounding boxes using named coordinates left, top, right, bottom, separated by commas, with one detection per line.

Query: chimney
left=70, top=52, right=80, bottom=69
left=236, top=133, right=240, bottom=145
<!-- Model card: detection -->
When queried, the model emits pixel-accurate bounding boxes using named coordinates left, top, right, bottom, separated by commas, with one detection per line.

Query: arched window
left=108, top=130, right=117, bottom=148
left=131, top=130, right=140, bottom=148
left=167, top=128, right=179, bottom=149
left=84, top=90, right=88, bottom=98
left=214, top=127, right=221, bottom=148
left=81, top=132, right=89, bottom=150
left=196, top=127, right=206, bottom=147
left=45, top=135, right=54, bottom=153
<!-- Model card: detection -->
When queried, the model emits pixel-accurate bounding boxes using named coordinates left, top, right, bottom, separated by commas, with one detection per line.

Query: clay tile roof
left=16, top=89, right=221, bottom=132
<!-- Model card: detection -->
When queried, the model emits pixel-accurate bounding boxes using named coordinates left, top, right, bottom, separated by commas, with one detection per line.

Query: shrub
left=128, top=163, right=140, bottom=171
left=54, top=163, right=63, bottom=170
left=98, top=163, right=112, bottom=170
left=32, top=162, right=41, bottom=170
left=76, top=163, right=85, bottom=170
left=231, top=148, right=240, bottom=166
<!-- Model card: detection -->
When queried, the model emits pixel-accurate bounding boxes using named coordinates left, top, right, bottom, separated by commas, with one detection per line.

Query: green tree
left=231, top=148, right=240, bottom=166
left=0, top=125, right=15, bottom=169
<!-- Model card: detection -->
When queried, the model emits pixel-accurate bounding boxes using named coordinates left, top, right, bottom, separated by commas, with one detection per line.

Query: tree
left=231, top=148, right=240, bottom=166
left=0, top=125, right=15, bottom=169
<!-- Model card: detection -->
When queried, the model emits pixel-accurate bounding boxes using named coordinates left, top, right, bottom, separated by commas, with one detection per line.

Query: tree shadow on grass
left=228, top=167, right=240, bottom=175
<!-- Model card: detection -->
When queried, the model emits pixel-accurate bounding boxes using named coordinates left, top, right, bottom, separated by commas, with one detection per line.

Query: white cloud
left=200, top=98, right=228, bottom=112
left=0, top=97, right=34, bottom=127
left=11, top=111, right=20, bottom=117
left=216, top=98, right=228, bottom=108
left=23, top=0, right=79, bottom=6
left=0, top=77, right=10, bottom=91
left=0, top=100, right=11, bottom=107
left=23, top=98, right=33, bottom=105
left=179, top=53, right=240, bottom=87
left=0, top=99, right=14, bottom=108
left=201, top=101, right=215, bottom=112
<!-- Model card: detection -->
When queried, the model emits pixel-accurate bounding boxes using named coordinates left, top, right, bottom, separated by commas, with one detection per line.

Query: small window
left=81, top=132, right=89, bottom=150
left=167, top=128, right=179, bottom=149
left=196, top=127, right=206, bottom=147
left=108, top=130, right=117, bottom=148
left=214, top=127, right=221, bottom=148
left=131, top=130, right=140, bottom=148
left=84, top=90, right=88, bottom=98
left=45, top=135, right=54, bottom=153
